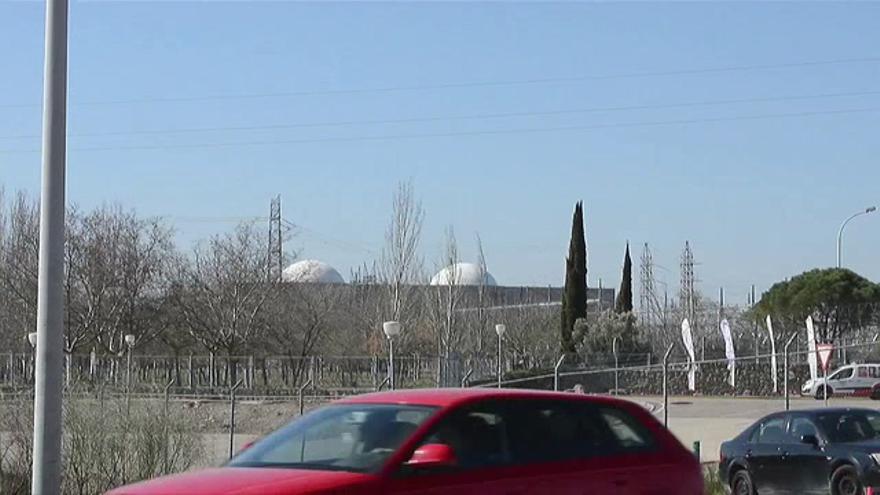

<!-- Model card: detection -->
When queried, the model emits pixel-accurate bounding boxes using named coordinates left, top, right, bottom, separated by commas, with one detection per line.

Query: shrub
left=0, top=397, right=204, bottom=495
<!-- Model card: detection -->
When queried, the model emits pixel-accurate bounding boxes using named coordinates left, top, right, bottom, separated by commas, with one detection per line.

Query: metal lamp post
left=383, top=322, right=401, bottom=390
left=495, top=324, right=506, bottom=388
left=125, top=334, right=135, bottom=414
left=612, top=336, right=620, bottom=396
left=837, top=206, right=876, bottom=268
left=27, top=333, right=38, bottom=383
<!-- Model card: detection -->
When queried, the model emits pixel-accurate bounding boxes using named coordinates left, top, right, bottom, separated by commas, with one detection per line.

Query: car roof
left=335, top=388, right=632, bottom=409
left=792, top=407, right=879, bottom=415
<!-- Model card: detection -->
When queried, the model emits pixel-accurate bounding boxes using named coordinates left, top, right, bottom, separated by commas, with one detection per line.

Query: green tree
left=615, top=242, right=633, bottom=314
left=579, top=311, right=643, bottom=356
left=755, top=268, right=880, bottom=342
left=560, top=202, right=586, bottom=354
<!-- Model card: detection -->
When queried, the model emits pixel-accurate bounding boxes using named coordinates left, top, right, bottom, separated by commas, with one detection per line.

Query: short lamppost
left=125, top=334, right=136, bottom=414
left=495, top=324, right=506, bottom=388
left=383, top=322, right=401, bottom=390
left=28, top=332, right=38, bottom=383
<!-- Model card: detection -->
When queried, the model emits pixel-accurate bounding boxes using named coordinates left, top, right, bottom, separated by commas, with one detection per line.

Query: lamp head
left=383, top=321, right=401, bottom=339
left=495, top=324, right=506, bottom=337
left=124, top=334, right=136, bottom=348
left=27, top=332, right=38, bottom=348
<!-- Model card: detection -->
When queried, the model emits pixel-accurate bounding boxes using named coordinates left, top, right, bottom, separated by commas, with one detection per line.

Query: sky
left=2, top=1, right=880, bottom=305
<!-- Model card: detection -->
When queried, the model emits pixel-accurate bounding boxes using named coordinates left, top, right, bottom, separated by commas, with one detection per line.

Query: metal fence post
left=663, top=344, right=674, bottom=428
left=299, top=379, right=313, bottom=416
left=461, top=369, right=473, bottom=388
left=228, top=379, right=243, bottom=460
left=783, top=334, right=797, bottom=411
left=554, top=355, right=566, bottom=391
left=209, top=352, right=215, bottom=389
left=163, top=378, right=175, bottom=473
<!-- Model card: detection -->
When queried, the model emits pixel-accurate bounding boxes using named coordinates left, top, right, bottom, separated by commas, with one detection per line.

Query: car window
left=816, top=411, right=880, bottom=443
left=598, top=407, right=654, bottom=451
left=502, top=400, right=654, bottom=466
left=788, top=417, right=819, bottom=442
left=858, top=367, right=869, bottom=378
left=416, top=403, right=510, bottom=471
left=756, top=417, right=786, bottom=444
left=230, top=404, right=435, bottom=473
left=831, top=368, right=854, bottom=380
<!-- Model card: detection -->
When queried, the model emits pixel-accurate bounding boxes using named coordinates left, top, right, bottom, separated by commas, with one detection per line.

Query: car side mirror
left=404, top=443, right=457, bottom=469
left=801, top=434, right=820, bottom=448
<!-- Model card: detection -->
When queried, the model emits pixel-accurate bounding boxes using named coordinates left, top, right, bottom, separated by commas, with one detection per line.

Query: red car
left=107, top=388, right=702, bottom=495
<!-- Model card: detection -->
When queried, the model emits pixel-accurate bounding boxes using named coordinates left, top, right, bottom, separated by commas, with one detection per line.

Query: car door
left=501, top=399, right=635, bottom=494
left=781, top=415, right=831, bottom=495
left=749, top=415, right=787, bottom=495
left=829, top=366, right=856, bottom=396
left=386, top=401, right=530, bottom=495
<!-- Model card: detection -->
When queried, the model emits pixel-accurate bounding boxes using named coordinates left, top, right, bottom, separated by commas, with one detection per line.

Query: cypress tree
left=615, top=242, right=633, bottom=314
left=561, top=201, right=587, bottom=354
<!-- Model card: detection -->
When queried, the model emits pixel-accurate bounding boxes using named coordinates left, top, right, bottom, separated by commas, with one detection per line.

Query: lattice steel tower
left=680, top=241, right=697, bottom=327
left=639, top=243, right=656, bottom=326
left=268, top=195, right=283, bottom=282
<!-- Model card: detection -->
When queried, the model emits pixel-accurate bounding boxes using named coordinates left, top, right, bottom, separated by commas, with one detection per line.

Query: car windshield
left=229, top=404, right=436, bottom=473
left=815, top=411, right=880, bottom=443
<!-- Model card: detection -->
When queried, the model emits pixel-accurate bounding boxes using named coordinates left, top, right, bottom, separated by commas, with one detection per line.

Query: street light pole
left=837, top=207, right=876, bottom=268
left=613, top=336, right=620, bottom=396
left=383, top=322, right=401, bottom=391
left=31, top=0, right=69, bottom=492
left=495, top=324, right=506, bottom=389
left=125, top=334, right=135, bottom=415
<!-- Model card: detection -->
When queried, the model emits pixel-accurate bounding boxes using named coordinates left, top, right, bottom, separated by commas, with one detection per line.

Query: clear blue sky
left=2, top=1, right=880, bottom=304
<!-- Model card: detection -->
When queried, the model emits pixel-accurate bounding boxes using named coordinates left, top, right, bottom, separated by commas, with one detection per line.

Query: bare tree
left=376, top=181, right=425, bottom=350
left=171, top=223, right=273, bottom=385
left=474, top=233, right=489, bottom=354
left=64, top=206, right=175, bottom=356
left=263, top=283, right=340, bottom=385
left=0, top=192, right=40, bottom=353
left=427, top=227, right=465, bottom=386
left=500, top=305, right=558, bottom=369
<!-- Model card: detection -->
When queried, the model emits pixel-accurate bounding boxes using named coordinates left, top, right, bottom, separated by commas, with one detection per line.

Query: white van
left=801, top=363, right=880, bottom=399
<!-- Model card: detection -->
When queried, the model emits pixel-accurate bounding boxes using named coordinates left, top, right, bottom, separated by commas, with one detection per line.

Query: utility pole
left=32, top=0, right=68, bottom=493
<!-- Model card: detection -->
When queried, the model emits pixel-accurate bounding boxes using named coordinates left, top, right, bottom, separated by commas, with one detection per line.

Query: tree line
left=0, top=185, right=560, bottom=376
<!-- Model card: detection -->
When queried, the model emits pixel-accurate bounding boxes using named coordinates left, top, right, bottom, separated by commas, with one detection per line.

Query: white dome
left=430, top=262, right=497, bottom=286
left=282, top=260, right=345, bottom=284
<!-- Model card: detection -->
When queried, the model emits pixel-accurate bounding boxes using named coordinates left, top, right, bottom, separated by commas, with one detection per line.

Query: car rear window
left=504, top=400, right=655, bottom=465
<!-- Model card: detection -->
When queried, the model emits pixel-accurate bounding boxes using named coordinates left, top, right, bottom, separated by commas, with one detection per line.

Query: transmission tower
left=268, top=195, right=283, bottom=282
left=639, top=243, right=656, bottom=326
left=679, top=241, right=697, bottom=328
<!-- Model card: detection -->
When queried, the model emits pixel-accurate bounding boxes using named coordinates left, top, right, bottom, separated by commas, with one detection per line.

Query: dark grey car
left=719, top=408, right=880, bottom=495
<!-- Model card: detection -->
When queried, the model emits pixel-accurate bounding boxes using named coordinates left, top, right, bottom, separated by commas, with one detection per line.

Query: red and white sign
left=817, top=343, right=834, bottom=372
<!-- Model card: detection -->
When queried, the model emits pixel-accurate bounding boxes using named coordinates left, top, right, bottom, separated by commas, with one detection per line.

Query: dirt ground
left=162, top=397, right=320, bottom=435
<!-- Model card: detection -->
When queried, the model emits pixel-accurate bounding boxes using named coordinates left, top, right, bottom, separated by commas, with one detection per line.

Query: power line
left=3, top=89, right=879, bottom=141
left=164, top=215, right=376, bottom=254
left=2, top=106, right=877, bottom=154
left=2, top=56, right=879, bottom=109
